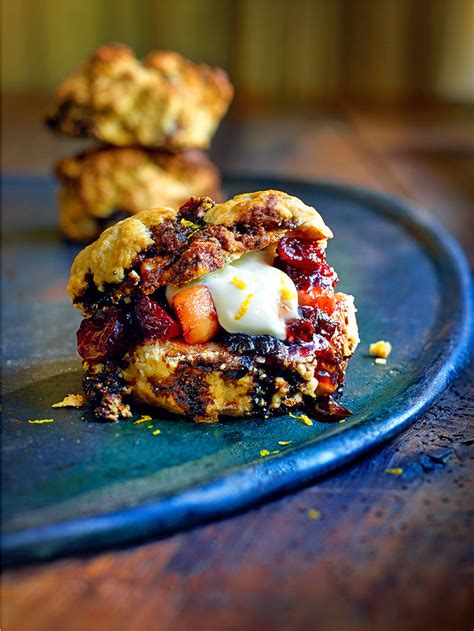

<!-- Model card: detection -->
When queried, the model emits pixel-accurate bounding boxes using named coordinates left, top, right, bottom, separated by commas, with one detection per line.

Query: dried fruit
left=306, top=395, right=351, bottom=421
left=77, top=308, right=124, bottom=362
left=172, top=284, right=220, bottom=344
left=135, top=296, right=182, bottom=340
left=286, top=318, right=315, bottom=344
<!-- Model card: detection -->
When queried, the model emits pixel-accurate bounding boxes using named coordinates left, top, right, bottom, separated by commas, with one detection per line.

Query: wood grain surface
left=2, top=96, right=473, bottom=631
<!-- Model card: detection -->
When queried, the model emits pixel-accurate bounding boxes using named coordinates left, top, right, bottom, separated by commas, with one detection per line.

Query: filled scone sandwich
left=68, top=190, right=359, bottom=422
left=56, top=147, right=221, bottom=242
left=45, top=44, right=234, bottom=150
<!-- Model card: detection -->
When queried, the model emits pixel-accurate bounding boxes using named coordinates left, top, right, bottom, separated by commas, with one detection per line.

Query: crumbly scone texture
left=85, top=291, right=358, bottom=422
left=45, top=43, right=234, bottom=150
left=56, top=147, right=221, bottom=242
left=68, top=189, right=333, bottom=310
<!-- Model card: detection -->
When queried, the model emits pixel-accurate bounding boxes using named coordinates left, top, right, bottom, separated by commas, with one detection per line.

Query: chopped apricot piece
left=172, top=285, right=220, bottom=344
left=298, top=289, right=336, bottom=315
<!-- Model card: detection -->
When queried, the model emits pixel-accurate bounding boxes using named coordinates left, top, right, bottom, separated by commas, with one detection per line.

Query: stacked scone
left=68, top=190, right=359, bottom=423
left=45, top=44, right=233, bottom=241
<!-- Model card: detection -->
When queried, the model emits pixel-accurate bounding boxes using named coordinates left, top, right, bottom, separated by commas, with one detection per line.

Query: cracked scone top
left=68, top=190, right=358, bottom=422
left=45, top=44, right=234, bottom=150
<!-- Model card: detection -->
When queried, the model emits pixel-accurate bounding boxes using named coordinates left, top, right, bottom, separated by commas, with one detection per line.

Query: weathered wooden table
left=3, top=96, right=473, bottom=631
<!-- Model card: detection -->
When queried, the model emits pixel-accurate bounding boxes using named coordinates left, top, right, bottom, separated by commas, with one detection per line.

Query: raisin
left=306, top=395, right=351, bottom=421
left=223, top=333, right=288, bottom=365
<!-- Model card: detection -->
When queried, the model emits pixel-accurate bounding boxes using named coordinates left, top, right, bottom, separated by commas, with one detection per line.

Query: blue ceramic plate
left=2, top=175, right=471, bottom=566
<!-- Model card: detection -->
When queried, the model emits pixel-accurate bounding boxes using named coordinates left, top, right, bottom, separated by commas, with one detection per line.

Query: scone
left=68, top=190, right=359, bottom=423
left=56, top=147, right=221, bottom=242
left=45, top=44, right=234, bottom=150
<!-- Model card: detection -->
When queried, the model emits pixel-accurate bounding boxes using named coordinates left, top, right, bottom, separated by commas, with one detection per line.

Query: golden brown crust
left=68, top=207, right=176, bottom=298
left=56, top=147, right=221, bottom=242
left=67, top=190, right=333, bottom=308
left=334, top=293, right=359, bottom=357
left=204, top=190, right=333, bottom=240
left=45, top=44, right=234, bottom=150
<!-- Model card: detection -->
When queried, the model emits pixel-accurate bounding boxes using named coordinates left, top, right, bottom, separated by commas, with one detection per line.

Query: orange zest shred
left=260, top=449, right=270, bottom=457
left=234, top=293, right=254, bottom=321
left=289, top=412, right=313, bottom=426
left=180, top=218, right=200, bottom=230
left=28, top=419, right=55, bottom=424
left=278, top=440, right=292, bottom=446
left=134, top=415, right=153, bottom=424
left=307, top=509, right=321, bottom=520
left=232, top=276, right=247, bottom=290
left=385, top=467, right=403, bottom=475
left=280, top=287, right=296, bottom=301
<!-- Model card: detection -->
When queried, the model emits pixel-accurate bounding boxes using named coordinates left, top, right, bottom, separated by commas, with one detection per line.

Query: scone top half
left=45, top=43, right=234, bottom=150
left=68, top=190, right=359, bottom=422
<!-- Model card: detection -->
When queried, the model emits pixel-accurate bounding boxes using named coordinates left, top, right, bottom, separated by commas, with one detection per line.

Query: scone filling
left=73, top=195, right=356, bottom=422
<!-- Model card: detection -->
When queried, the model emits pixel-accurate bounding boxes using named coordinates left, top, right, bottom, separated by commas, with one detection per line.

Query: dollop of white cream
left=166, top=248, right=299, bottom=340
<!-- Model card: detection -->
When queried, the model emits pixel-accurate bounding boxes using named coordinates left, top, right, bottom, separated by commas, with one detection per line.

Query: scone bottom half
left=68, top=190, right=359, bottom=423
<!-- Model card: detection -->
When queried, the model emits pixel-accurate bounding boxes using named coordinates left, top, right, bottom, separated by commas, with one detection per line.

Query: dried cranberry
left=278, top=238, right=325, bottom=271
left=281, top=261, right=338, bottom=292
left=286, top=318, right=315, bottom=343
left=77, top=308, right=124, bottom=362
left=311, top=307, right=338, bottom=338
left=134, top=296, right=181, bottom=340
left=287, top=335, right=328, bottom=361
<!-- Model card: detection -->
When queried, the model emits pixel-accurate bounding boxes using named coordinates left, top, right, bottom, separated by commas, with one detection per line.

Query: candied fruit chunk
left=172, top=284, right=219, bottom=344
left=298, top=288, right=337, bottom=314
left=135, top=296, right=182, bottom=340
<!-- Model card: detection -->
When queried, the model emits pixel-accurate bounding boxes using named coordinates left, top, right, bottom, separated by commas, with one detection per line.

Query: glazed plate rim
left=2, top=173, right=472, bottom=566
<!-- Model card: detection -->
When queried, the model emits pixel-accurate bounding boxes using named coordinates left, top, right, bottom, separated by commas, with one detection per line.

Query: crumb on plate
left=369, top=340, right=392, bottom=358
left=52, top=394, right=84, bottom=408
